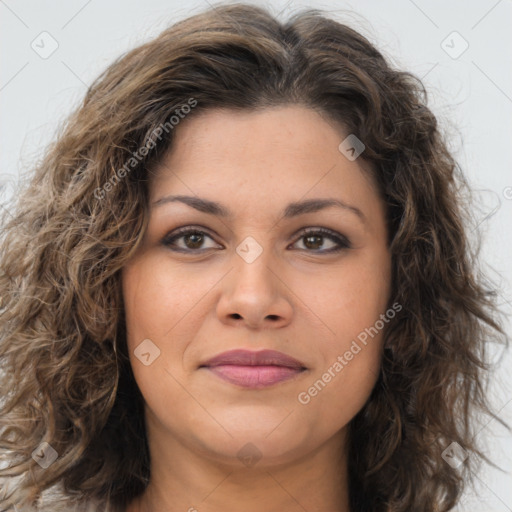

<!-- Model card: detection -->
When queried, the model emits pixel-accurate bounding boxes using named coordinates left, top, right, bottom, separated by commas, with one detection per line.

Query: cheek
left=121, top=255, right=195, bottom=413
left=294, top=251, right=390, bottom=414
left=298, top=249, right=391, bottom=346
left=121, top=252, right=228, bottom=403
left=122, top=253, right=212, bottom=344
left=295, top=301, right=386, bottom=436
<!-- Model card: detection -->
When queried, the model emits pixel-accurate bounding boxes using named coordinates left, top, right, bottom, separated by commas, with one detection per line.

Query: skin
left=122, top=105, right=391, bottom=512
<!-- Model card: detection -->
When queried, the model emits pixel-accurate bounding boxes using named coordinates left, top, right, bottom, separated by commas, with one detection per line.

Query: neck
left=127, top=426, right=351, bottom=512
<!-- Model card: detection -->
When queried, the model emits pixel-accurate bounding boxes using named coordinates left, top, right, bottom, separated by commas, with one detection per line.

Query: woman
left=0, top=3, right=509, bottom=511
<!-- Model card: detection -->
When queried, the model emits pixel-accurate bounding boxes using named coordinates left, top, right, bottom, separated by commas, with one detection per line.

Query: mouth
left=199, top=349, right=307, bottom=389
left=203, top=364, right=306, bottom=388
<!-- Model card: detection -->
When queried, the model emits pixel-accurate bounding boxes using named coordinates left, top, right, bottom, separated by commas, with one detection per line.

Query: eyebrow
left=152, top=195, right=366, bottom=223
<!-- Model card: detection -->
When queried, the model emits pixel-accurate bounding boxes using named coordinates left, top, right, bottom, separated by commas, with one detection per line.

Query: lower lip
left=204, top=365, right=305, bottom=388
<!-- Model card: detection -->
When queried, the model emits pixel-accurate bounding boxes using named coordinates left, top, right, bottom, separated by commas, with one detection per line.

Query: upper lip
left=200, top=349, right=306, bottom=369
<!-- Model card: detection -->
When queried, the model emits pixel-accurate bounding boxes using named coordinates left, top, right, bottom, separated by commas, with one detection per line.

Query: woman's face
left=122, top=105, right=391, bottom=468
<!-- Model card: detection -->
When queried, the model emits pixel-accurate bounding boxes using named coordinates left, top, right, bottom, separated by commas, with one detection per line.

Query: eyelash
left=161, top=226, right=351, bottom=254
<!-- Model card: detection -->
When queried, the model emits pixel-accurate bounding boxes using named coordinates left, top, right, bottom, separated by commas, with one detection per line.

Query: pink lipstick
left=199, top=349, right=307, bottom=389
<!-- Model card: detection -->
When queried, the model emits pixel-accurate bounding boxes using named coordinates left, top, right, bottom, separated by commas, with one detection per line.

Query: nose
left=216, top=249, right=293, bottom=330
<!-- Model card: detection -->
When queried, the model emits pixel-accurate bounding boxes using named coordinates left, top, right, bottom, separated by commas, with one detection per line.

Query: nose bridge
left=231, top=235, right=277, bottom=304
left=217, top=234, right=292, bottom=328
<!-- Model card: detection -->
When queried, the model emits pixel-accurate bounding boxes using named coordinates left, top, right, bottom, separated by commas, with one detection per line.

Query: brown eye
left=291, top=228, right=351, bottom=253
left=303, top=234, right=323, bottom=250
left=162, top=228, right=221, bottom=252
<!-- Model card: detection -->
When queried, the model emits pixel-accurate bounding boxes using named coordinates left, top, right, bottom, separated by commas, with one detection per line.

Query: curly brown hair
left=0, top=3, right=509, bottom=512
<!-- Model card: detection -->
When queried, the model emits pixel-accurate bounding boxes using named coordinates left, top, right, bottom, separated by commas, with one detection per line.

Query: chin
left=188, top=420, right=313, bottom=467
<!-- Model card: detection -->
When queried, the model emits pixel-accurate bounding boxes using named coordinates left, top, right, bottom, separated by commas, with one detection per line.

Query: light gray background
left=1, top=1, right=511, bottom=510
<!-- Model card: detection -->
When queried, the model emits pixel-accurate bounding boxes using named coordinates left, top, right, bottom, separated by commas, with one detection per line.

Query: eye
left=161, top=226, right=351, bottom=254
left=161, top=227, right=221, bottom=252
left=290, top=227, right=351, bottom=253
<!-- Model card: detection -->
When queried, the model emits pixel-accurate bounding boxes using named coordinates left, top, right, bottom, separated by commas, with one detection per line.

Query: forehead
left=149, top=106, right=382, bottom=224
left=152, top=106, right=376, bottom=180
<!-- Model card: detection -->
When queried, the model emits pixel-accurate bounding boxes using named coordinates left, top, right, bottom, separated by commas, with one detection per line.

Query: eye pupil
left=304, top=235, right=323, bottom=250
left=185, top=233, right=204, bottom=248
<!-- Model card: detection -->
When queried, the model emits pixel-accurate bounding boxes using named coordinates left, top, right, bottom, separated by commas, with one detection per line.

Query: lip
left=200, top=349, right=306, bottom=369
left=199, top=349, right=307, bottom=389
